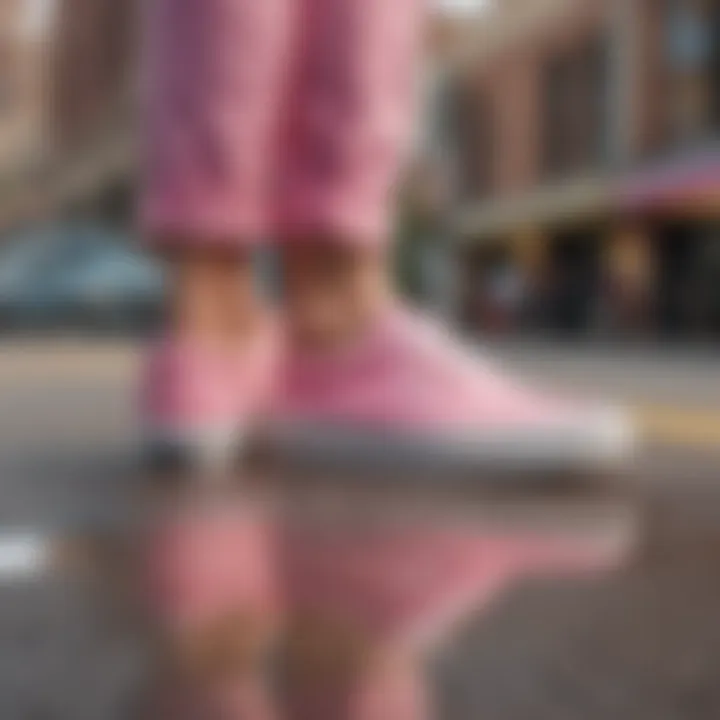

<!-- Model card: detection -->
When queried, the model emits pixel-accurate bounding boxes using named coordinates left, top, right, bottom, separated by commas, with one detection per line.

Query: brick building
left=51, top=0, right=136, bottom=148
left=451, top=0, right=720, bottom=340
left=0, top=0, right=136, bottom=230
left=0, top=0, right=52, bottom=176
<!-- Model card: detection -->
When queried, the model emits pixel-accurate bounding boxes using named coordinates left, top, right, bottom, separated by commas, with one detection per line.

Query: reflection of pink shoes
left=269, top=307, right=636, bottom=472
left=283, top=520, right=626, bottom=656
left=282, top=512, right=632, bottom=720
left=145, top=502, right=280, bottom=719
left=141, top=333, right=276, bottom=470
left=147, top=505, right=280, bottom=632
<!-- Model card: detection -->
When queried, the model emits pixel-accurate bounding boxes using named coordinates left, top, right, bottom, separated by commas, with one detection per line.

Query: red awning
left=620, top=149, right=720, bottom=214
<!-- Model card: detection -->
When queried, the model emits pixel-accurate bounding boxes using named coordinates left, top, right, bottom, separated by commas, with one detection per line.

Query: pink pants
left=141, top=0, right=425, bottom=247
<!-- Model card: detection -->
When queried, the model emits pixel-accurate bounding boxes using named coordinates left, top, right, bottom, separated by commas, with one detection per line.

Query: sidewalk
left=486, top=339, right=720, bottom=450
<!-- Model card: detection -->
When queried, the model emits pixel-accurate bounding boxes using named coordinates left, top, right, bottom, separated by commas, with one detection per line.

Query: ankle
left=282, top=242, right=392, bottom=350
left=165, top=248, right=263, bottom=351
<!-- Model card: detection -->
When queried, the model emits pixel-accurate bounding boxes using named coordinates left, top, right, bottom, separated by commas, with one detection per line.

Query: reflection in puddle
left=0, top=466, right=640, bottom=718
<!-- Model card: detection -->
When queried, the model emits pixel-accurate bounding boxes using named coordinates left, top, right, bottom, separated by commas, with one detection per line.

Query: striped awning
left=619, top=147, right=720, bottom=214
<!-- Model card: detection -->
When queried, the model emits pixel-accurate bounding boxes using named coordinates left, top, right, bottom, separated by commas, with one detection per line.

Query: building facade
left=0, top=0, right=51, bottom=176
left=0, top=0, right=137, bottom=230
left=452, top=0, right=720, bottom=340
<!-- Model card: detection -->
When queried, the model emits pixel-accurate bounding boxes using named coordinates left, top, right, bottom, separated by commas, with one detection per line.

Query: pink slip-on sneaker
left=141, top=330, right=277, bottom=471
left=266, top=307, right=637, bottom=474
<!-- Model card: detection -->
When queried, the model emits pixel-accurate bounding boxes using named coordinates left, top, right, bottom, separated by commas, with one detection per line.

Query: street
left=0, top=339, right=719, bottom=718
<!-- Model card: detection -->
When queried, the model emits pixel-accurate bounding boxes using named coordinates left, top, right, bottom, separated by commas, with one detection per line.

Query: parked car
left=0, top=223, right=165, bottom=333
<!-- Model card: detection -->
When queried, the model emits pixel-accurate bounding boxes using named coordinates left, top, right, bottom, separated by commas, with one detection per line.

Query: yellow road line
left=634, top=405, right=720, bottom=449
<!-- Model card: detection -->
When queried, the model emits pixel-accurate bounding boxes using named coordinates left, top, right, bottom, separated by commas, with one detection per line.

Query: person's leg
left=275, top=0, right=423, bottom=349
left=140, top=0, right=291, bottom=466
left=271, top=0, right=635, bottom=712
left=270, top=0, right=635, bottom=466
left=281, top=243, right=393, bottom=350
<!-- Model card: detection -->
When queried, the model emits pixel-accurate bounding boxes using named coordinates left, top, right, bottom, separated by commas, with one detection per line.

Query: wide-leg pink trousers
left=141, top=0, right=426, bottom=248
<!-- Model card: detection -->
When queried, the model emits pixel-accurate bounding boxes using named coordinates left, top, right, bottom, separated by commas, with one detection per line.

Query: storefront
left=455, top=177, right=612, bottom=337
left=620, top=148, right=720, bottom=339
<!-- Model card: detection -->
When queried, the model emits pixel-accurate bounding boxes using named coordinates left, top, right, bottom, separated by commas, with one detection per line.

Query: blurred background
left=0, top=0, right=148, bottom=335
left=2, top=0, right=720, bottom=344
left=420, top=0, right=720, bottom=343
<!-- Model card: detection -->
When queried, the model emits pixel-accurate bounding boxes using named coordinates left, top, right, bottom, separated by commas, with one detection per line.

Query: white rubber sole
left=260, top=407, right=637, bottom=476
left=143, top=424, right=246, bottom=472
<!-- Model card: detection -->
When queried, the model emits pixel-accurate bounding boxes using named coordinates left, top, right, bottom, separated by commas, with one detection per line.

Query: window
left=663, top=0, right=720, bottom=143
left=0, top=45, right=16, bottom=119
left=707, top=0, right=720, bottom=129
left=542, top=55, right=573, bottom=178
left=542, top=34, right=611, bottom=178
left=447, top=79, right=495, bottom=200
left=583, top=35, right=612, bottom=164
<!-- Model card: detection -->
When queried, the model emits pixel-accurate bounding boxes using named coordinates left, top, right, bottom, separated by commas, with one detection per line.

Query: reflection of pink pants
left=141, top=0, right=425, bottom=247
